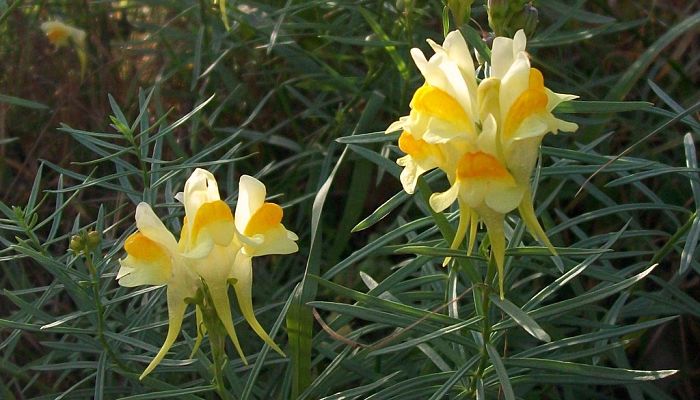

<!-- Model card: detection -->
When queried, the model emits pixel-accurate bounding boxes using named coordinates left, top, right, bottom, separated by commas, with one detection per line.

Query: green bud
left=86, top=231, right=101, bottom=250
left=521, top=4, right=538, bottom=37
left=488, top=0, right=535, bottom=37
left=447, top=0, right=474, bottom=26
left=69, top=234, right=84, bottom=253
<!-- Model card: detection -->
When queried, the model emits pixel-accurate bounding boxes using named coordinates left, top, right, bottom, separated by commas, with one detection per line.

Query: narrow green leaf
left=365, top=372, right=453, bottom=400
left=554, top=100, right=652, bottom=114
left=490, top=295, right=551, bottom=342
left=680, top=217, right=700, bottom=275
left=519, top=264, right=658, bottom=323
left=486, top=344, right=515, bottom=400
left=117, top=386, right=216, bottom=400
left=516, top=316, right=677, bottom=359
left=320, top=372, right=400, bottom=400
left=287, top=145, right=348, bottom=398
left=427, top=355, right=480, bottom=400
left=336, top=131, right=399, bottom=144
left=357, top=7, right=409, bottom=80
left=684, top=133, right=700, bottom=201
left=0, top=93, right=49, bottom=109
left=352, top=189, right=409, bottom=232
left=505, top=358, right=677, bottom=381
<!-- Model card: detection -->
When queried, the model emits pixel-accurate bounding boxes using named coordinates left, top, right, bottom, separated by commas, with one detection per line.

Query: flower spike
left=118, top=169, right=299, bottom=379
left=389, top=29, right=578, bottom=297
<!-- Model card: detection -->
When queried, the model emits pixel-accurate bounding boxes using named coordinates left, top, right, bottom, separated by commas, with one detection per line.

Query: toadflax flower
left=117, top=168, right=298, bottom=379
left=40, top=20, right=87, bottom=78
left=387, top=30, right=577, bottom=298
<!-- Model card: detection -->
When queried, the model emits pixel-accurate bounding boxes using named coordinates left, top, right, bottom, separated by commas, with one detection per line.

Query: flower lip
left=456, top=151, right=513, bottom=182
left=411, top=85, right=471, bottom=128
left=502, top=68, right=548, bottom=141
left=398, top=131, right=441, bottom=161
left=244, top=202, right=283, bottom=236
left=124, top=232, right=170, bottom=263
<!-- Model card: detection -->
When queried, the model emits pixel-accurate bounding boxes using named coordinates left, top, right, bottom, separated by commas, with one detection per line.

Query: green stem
left=200, top=285, right=234, bottom=400
left=85, top=254, right=129, bottom=371
left=210, top=327, right=231, bottom=400
left=468, top=255, right=497, bottom=395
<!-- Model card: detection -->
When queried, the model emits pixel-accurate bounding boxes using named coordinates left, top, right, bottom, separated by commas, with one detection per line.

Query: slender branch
left=85, top=253, right=129, bottom=371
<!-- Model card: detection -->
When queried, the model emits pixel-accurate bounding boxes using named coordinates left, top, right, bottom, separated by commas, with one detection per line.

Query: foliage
left=1, top=1, right=699, bottom=399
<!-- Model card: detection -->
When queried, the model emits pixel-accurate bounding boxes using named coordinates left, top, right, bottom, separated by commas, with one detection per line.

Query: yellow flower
left=40, top=20, right=87, bottom=78
left=389, top=29, right=578, bottom=298
left=117, top=203, right=199, bottom=379
left=118, top=169, right=297, bottom=379
left=176, top=169, right=246, bottom=362
left=234, top=175, right=299, bottom=257
left=232, top=175, right=298, bottom=354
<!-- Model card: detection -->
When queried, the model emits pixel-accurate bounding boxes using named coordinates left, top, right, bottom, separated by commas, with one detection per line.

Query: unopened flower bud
left=521, top=4, right=538, bottom=37
left=69, top=234, right=84, bottom=253
left=448, top=0, right=474, bottom=26
left=86, top=230, right=101, bottom=250
left=488, top=0, right=533, bottom=36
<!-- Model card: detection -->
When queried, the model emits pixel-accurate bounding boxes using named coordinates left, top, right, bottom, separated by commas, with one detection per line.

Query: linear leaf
left=490, top=295, right=551, bottom=342
left=505, top=358, right=677, bottom=381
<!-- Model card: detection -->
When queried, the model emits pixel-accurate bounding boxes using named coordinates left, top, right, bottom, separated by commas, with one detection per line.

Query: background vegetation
left=0, top=0, right=699, bottom=399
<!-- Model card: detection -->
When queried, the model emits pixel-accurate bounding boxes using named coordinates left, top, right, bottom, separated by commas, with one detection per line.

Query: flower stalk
left=387, top=29, right=578, bottom=298
left=71, top=230, right=128, bottom=371
left=199, top=283, right=233, bottom=400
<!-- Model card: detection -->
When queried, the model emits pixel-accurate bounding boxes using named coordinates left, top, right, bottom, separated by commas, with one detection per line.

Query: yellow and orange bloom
left=117, top=169, right=297, bottom=378
left=388, top=29, right=578, bottom=298
left=117, top=203, right=199, bottom=379
left=232, top=175, right=298, bottom=355
left=41, top=20, right=87, bottom=78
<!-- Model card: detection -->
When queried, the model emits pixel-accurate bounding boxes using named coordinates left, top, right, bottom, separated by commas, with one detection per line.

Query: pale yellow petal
left=386, top=117, right=407, bottom=134
left=208, top=281, right=247, bottom=363
left=139, top=288, right=188, bottom=379
left=477, top=78, right=501, bottom=126
left=484, top=184, right=524, bottom=214
left=236, top=175, right=267, bottom=233
left=443, top=200, right=471, bottom=267
left=397, top=155, right=424, bottom=194
left=504, top=136, right=541, bottom=185
left=423, top=118, right=471, bottom=143
left=41, top=21, right=72, bottom=47
left=513, top=30, right=527, bottom=55
left=440, top=30, right=476, bottom=80
left=509, top=114, right=548, bottom=142
left=134, top=203, right=178, bottom=252
left=480, top=211, right=507, bottom=299
left=476, top=114, right=499, bottom=158
left=232, top=252, right=285, bottom=356
left=545, top=88, right=578, bottom=112
left=490, top=36, right=514, bottom=79
left=461, top=180, right=487, bottom=209
left=499, top=53, right=531, bottom=114
left=242, top=225, right=298, bottom=257
left=518, top=187, right=557, bottom=255
left=191, top=200, right=235, bottom=247
left=429, top=181, right=460, bottom=213
left=117, top=256, right=169, bottom=287
left=467, top=208, right=479, bottom=256
left=182, top=169, right=221, bottom=220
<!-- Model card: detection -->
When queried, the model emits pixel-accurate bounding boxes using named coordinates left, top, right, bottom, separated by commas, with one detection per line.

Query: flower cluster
left=387, top=30, right=577, bottom=297
left=117, top=169, right=298, bottom=379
